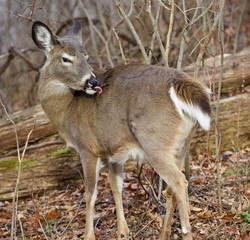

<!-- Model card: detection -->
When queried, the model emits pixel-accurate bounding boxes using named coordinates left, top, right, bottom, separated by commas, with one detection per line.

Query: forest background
left=0, top=0, right=249, bottom=239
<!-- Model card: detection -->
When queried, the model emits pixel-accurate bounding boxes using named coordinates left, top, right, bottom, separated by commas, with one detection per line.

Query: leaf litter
left=0, top=149, right=249, bottom=239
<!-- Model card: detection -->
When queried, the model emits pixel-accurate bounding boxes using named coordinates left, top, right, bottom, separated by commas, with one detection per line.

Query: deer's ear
left=66, top=20, right=82, bottom=43
left=32, top=21, right=58, bottom=56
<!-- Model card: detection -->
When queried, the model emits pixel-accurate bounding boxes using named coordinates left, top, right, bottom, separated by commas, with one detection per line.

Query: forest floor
left=0, top=148, right=249, bottom=240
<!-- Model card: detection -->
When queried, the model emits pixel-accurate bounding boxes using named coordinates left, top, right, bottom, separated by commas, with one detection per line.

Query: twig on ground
left=18, top=217, right=25, bottom=240
left=37, top=218, right=49, bottom=240
left=142, top=172, right=165, bottom=208
left=60, top=196, right=85, bottom=236
left=134, top=216, right=157, bottom=237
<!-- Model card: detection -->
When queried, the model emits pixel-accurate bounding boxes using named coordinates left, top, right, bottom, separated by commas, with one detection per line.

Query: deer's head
left=32, top=21, right=101, bottom=95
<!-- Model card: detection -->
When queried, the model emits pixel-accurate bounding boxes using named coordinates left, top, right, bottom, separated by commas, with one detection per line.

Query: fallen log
left=191, top=92, right=250, bottom=154
left=183, top=47, right=250, bottom=94
left=0, top=105, right=57, bottom=155
left=0, top=144, right=82, bottom=200
left=0, top=141, right=136, bottom=201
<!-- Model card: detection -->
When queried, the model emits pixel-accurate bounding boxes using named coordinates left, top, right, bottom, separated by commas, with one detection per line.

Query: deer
left=31, top=20, right=211, bottom=240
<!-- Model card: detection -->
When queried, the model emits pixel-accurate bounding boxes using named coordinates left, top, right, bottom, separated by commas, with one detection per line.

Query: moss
left=0, top=158, right=17, bottom=169
left=22, top=158, right=38, bottom=169
left=52, top=148, right=72, bottom=156
left=0, top=158, right=38, bottom=171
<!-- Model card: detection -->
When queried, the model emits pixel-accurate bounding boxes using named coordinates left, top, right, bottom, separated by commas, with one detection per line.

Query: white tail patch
left=169, top=86, right=210, bottom=131
left=206, top=88, right=212, bottom=94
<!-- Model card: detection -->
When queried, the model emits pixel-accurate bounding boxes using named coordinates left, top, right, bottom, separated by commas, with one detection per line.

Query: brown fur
left=32, top=21, right=211, bottom=240
left=172, top=76, right=211, bottom=115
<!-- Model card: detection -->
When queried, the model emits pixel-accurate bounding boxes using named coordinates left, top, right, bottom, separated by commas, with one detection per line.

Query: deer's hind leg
left=159, top=124, right=198, bottom=239
left=153, top=155, right=191, bottom=239
left=159, top=186, right=176, bottom=240
left=136, top=138, right=192, bottom=239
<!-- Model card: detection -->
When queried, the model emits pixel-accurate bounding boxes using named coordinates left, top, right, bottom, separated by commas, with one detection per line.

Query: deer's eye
left=62, top=57, right=73, bottom=63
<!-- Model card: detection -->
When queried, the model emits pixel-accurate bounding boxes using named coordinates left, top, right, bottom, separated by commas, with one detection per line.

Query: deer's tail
left=169, top=77, right=211, bottom=131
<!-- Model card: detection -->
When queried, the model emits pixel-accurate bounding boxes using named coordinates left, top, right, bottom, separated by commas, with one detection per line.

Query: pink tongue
left=94, top=86, right=103, bottom=94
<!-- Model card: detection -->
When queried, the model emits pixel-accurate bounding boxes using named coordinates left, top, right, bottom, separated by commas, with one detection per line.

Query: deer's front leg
left=81, top=152, right=102, bottom=240
left=109, top=162, right=129, bottom=239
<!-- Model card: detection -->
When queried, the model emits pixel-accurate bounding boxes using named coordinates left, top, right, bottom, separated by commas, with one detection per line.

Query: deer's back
left=84, top=64, right=187, bottom=154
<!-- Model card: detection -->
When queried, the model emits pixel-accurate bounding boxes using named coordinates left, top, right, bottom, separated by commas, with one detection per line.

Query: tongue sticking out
left=94, top=86, right=103, bottom=94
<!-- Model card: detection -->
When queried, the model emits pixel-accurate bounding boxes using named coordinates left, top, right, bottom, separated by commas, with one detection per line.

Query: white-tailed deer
left=32, top=21, right=211, bottom=240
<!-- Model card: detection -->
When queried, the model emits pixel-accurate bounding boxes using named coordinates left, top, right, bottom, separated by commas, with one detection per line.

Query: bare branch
left=0, top=99, right=19, bottom=240
left=82, top=6, right=114, bottom=68
left=95, top=1, right=116, bottom=56
left=147, top=0, right=168, bottom=66
left=234, top=0, right=247, bottom=53
left=79, top=1, right=99, bottom=67
left=0, top=52, right=14, bottom=76
left=11, top=48, right=39, bottom=70
left=182, top=1, right=214, bottom=35
left=113, top=28, right=127, bottom=64
left=194, top=0, right=225, bottom=77
left=165, top=0, right=175, bottom=67
left=115, top=0, right=150, bottom=64
left=148, top=2, right=161, bottom=63
left=215, top=7, right=225, bottom=215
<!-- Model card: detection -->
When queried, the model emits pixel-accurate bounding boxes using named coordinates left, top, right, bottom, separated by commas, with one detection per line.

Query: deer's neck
left=38, top=79, right=75, bottom=125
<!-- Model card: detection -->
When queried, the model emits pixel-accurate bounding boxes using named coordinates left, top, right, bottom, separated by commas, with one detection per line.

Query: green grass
left=240, top=211, right=250, bottom=223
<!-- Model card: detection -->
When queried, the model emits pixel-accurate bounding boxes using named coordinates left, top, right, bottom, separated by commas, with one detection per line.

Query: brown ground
left=0, top=149, right=249, bottom=240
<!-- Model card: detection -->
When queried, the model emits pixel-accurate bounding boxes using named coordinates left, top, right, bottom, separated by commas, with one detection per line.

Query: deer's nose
left=88, top=79, right=98, bottom=87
